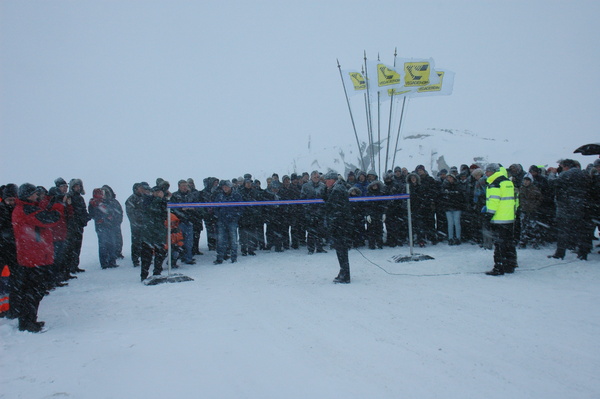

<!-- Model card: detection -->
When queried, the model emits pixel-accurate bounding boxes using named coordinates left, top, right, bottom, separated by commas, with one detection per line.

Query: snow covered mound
left=290, top=128, right=578, bottom=176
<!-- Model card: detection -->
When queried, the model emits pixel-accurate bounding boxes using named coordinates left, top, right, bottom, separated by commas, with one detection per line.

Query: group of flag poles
left=337, top=48, right=455, bottom=178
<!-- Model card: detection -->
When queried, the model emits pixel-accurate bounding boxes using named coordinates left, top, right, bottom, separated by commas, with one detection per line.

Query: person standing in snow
left=549, top=159, right=592, bottom=260
left=323, top=171, right=352, bottom=284
left=139, top=186, right=168, bottom=281
left=101, top=185, right=124, bottom=260
left=483, top=164, right=518, bottom=276
left=170, top=180, right=197, bottom=265
left=301, top=170, right=328, bottom=255
left=88, top=188, right=119, bottom=269
left=213, top=180, right=242, bottom=264
left=64, top=179, right=90, bottom=274
left=125, top=182, right=151, bottom=267
left=12, top=183, right=63, bottom=332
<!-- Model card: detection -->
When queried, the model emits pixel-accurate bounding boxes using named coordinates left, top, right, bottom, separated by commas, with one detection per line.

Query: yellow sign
left=349, top=72, right=366, bottom=91
left=377, top=64, right=401, bottom=87
left=404, top=62, right=432, bottom=87
left=417, top=71, right=444, bottom=93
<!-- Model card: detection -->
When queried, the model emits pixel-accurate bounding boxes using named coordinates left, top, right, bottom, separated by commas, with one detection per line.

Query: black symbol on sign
left=351, top=73, right=365, bottom=85
left=379, top=66, right=394, bottom=80
left=407, top=64, right=429, bottom=81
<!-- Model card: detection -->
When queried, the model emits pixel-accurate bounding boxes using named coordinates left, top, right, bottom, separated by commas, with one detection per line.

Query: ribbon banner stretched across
left=167, top=194, right=410, bottom=208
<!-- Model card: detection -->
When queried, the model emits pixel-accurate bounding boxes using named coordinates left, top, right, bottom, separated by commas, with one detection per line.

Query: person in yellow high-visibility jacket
left=483, top=163, right=518, bottom=275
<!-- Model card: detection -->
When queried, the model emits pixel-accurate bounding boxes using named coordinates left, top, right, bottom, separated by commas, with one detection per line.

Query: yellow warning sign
left=377, top=64, right=401, bottom=87
left=349, top=72, right=366, bottom=91
left=404, top=61, right=432, bottom=87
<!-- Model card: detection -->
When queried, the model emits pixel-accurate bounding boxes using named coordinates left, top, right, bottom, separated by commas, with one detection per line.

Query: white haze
left=1, top=3, right=600, bottom=396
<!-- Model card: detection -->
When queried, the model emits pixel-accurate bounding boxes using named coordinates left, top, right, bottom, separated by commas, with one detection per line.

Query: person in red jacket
left=12, top=183, right=63, bottom=332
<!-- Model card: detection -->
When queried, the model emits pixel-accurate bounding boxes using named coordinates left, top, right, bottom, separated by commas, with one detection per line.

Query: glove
left=366, top=215, right=372, bottom=223
left=483, top=212, right=493, bottom=222
left=382, top=214, right=386, bottom=223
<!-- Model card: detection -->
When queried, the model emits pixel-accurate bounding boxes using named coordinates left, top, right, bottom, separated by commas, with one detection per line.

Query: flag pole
left=337, top=59, right=367, bottom=172
left=384, top=48, right=398, bottom=173
left=391, top=96, right=408, bottom=169
left=377, top=53, right=382, bottom=178
left=363, top=51, right=375, bottom=171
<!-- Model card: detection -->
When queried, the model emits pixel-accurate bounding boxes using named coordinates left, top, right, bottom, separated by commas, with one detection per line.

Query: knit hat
left=18, top=183, right=37, bottom=200
left=54, top=177, right=67, bottom=187
left=3, top=184, right=18, bottom=199
left=485, top=163, right=500, bottom=173
left=323, top=171, right=339, bottom=180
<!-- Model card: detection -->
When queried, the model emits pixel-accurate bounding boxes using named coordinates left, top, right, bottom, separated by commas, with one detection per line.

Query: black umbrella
left=574, top=143, right=600, bottom=156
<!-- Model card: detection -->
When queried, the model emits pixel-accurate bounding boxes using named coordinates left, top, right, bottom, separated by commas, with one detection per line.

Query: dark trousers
left=52, top=240, right=67, bottom=283
left=97, top=227, right=117, bottom=268
left=335, top=245, right=350, bottom=278
left=15, top=265, right=48, bottom=326
left=141, top=242, right=166, bottom=280
left=239, top=225, right=258, bottom=254
left=64, top=228, right=84, bottom=272
left=216, top=221, right=238, bottom=261
left=491, top=223, right=517, bottom=271
left=130, top=225, right=142, bottom=265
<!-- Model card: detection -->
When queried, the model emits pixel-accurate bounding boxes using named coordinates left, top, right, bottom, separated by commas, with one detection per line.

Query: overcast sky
left=2, top=0, right=599, bottom=196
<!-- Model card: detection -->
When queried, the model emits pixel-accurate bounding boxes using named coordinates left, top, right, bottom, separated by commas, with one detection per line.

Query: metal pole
left=337, top=59, right=367, bottom=172
left=385, top=47, right=398, bottom=173
left=406, top=182, right=414, bottom=256
left=384, top=90, right=395, bottom=173
left=167, top=209, right=172, bottom=277
left=363, top=51, right=375, bottom=170
left=391, top=96, right=408, bottom=169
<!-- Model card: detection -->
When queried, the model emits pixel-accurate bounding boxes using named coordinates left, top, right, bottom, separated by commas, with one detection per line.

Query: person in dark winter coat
left=415, top=165, right=439, bottom=243
left=140, top=186, right=168, bottom=281
left=213, top=180, right=243, bottom=264
left=529, top=165, right=555, bottom=243
left=12, top=183, right=63, bottom=332
left=238, top=179, right=260, bottom=256
left=170, top=180, right=198, bottom=265
left=324, top=171, right=352, bottom=283
left=290, top=174, right=306, bottom=248
left=365, top=180, right=386, bottom=249
left=549, top=159, right=592, bottom=260
left=301, top=171, right=327, bottom=254
left=102, top=185, right=124, bottom=260
left=187, top=178, right=205, bottom=256
left=439, top=174, right=467, bottom=245
left=407, top=173, right=428, bottom=247
left=264, top=180, right=287, bottom=252
left=125, top=182, right=151, bottom=267
left=202, top=177, right=220, bottom=251
left=88, top=188, right=119, bottom=269
left=348, top=187, right=366, bottom=248
left=279, top=175, right=300, bottom=249
left=382, top=172, right=405, bottom=247
left=518, top=176, right=543, bottom=249
left=354, top=171, right=369, bottom=196
left=64, top=179, right=90, bottom=274
left=47, top=181, right=73, bottom=286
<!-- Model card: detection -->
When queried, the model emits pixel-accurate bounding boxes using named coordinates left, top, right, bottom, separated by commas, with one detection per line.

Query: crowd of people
left=1, top=158, right=599, bottom=332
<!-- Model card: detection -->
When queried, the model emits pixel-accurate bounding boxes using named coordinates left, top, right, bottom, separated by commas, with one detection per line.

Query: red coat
left=12, top=199, right=62, bottom=268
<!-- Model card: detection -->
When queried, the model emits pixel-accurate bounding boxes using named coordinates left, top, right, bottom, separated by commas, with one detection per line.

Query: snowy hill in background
left=290, top=128, right=580, bottom=177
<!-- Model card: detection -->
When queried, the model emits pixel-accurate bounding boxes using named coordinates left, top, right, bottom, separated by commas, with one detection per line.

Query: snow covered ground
left=1, top=233, right=599, bottom=399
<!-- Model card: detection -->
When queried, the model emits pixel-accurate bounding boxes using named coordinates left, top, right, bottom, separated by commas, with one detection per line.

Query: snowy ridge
left=290, top=128, right=586, bottom=176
